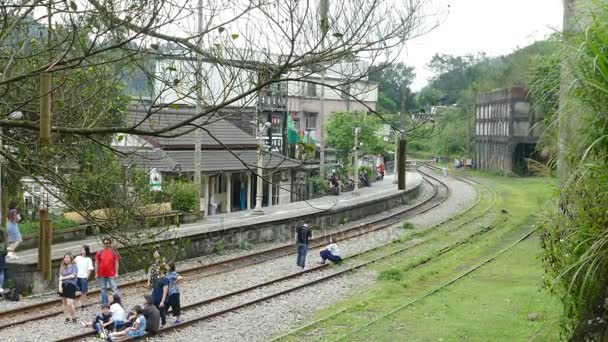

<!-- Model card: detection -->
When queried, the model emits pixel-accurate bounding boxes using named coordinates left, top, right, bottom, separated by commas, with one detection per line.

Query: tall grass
left=537, top=2, right=608, bottom=338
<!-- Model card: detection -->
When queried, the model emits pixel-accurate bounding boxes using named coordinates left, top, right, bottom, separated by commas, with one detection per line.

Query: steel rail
left=53, top=171, right=471, bottom=342
left=268, top=165, right=496, bottom=342
left=0, top=170, right=445, bottom=330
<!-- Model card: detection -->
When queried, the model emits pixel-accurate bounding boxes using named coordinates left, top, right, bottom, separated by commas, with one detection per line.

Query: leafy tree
left=0, top=0, right=434, bottom=253
left=326, top=111, right=388, bottom=161
left=369, top=62, right=415, bottom=112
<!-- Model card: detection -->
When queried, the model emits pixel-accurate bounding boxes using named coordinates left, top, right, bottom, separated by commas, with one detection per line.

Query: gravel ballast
left=0, top=173, right=476, bottom=341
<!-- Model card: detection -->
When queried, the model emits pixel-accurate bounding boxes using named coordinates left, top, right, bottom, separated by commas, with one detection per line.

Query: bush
left=402, top=221, right=414, bottom=230
left=166, top=180, right=198, bottom=212
left=378, top=268, right=403, bottom=281
left=310, top=175, right=330, bottom=195
left=20, top=218, right=80, bottom=237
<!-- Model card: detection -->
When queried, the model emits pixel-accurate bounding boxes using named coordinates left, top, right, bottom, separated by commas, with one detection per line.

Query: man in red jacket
left=95, top=237, right=120, bottom=305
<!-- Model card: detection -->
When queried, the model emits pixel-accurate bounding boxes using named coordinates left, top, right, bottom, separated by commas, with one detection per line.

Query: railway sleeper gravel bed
left=0, top=172, right=452, bottom=336
left=137, top=183, right=495, bottom=342
left=57, top=210, right=495, bottom=342
left=0, top=173, right=438, bottom=320
left=52, top=176, right=489, bottom=341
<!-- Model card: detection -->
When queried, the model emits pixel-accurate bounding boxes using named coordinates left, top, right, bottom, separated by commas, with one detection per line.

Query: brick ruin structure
left=475, top=87, right=541, bottom=174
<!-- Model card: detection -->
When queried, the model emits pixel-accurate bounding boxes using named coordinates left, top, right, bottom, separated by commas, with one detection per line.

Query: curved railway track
left=268, top=164, right=498, bottom=342
left=50, top=167, right=496, bottom=341
left=51, top=167, right=470, bottom=342
left=0, top=168, right=450, bottom=334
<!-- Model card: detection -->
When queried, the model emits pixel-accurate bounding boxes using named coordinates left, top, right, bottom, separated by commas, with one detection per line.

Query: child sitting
left=81, top=304, right=113, bottom=338
left=108, top=305, right=147, bottom=341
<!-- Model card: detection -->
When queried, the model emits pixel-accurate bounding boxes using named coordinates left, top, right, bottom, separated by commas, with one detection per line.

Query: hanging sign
left=150, top=168, right=162, bottom=191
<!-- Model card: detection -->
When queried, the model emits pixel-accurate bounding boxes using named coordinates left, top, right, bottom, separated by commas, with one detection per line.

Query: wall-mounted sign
left=150, top=168, right=162, bottom=192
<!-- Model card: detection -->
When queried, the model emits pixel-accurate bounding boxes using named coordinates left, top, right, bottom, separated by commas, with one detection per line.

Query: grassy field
left=275, top=173, right=562, bottom=341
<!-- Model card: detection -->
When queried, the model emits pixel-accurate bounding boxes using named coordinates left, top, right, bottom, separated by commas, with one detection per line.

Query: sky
left=404, top=0, right=564, bottom=91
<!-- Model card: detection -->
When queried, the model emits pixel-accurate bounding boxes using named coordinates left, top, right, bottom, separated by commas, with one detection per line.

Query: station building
left=474, top=87, right=542, bottom=174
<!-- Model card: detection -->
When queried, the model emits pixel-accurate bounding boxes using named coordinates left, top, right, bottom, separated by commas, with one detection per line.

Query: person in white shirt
left=109, top=293, right=126, bottom=330
left=74, top=245, right=94, bottom=308
left=319, top=238, right=342, bottom=264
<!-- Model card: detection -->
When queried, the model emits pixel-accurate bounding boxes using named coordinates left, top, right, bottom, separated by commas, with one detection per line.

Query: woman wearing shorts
left=58, top=253, right=78, bottom=323
left=75, top=245, right=94, bottom=309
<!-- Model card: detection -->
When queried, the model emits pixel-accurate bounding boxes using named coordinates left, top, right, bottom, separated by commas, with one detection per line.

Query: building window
left=304, top=112, right=318, bottom=130
left=306, top=83, right=317, bottom=97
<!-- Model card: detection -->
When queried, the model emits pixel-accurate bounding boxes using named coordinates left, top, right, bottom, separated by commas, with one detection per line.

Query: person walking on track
left=95, top=237, right=120, bottom=305
left=6, top=201, right=22, bottom=259
left=295, top=223, right=312, bottom=270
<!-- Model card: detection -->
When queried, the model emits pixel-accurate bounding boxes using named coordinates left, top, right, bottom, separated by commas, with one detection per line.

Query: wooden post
left=39, top=72, right=52, bottom=281
left=397, top=138, right=407, bottom=190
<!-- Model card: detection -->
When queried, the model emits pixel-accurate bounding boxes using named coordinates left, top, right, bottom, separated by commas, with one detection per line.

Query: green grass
left=275, top=175, right=561, bottom=341
left=20, top=218, right=80, bottom=237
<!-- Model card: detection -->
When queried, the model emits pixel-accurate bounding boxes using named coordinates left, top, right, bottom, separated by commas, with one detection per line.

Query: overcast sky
left=404, top=0, right=564, bottom=91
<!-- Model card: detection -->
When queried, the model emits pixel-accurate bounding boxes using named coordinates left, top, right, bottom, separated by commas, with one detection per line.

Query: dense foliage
left=539, top=4, right=608, bottom=338
left=166, top=180, right=198, bottom=212
left=326, top=111, right=390, bottom=161
left=369, top=62, right=416, bottom=113
left=410, top=41, right=558, bottom=158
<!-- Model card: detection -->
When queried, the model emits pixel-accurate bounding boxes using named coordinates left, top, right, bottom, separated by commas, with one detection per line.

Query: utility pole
left=466, top=109, right=470, bottom=159
left=393, top=137, right=398, bottom=184
left=318, top=0, right=329, bottom=178
left=353, top=127, right=360, bottom=195
left=39, top=72, right=52, bottom=282
left=193, top=0, right=203, bottom=219
left=397, top=136, right=407, bottom=190
left=39, top=0, right=53, bottom=282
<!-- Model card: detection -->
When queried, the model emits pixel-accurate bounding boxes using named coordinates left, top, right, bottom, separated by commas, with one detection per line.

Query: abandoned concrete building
left=475, top=87, right=541, bottom=174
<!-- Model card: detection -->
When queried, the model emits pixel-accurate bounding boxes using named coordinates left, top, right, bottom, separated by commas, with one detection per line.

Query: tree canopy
left=409, top=39, right=559, bottom=158
left=369, top=62, right=416, bottom=113
left=326, top=111, right=388, bottom=161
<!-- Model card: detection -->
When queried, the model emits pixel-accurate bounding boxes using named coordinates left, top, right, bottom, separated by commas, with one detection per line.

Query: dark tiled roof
left=115, top=147, right=179, bottom=172
left=127, top=105, right=257, bottom=148
left=166, top=150, right=301, bottom=173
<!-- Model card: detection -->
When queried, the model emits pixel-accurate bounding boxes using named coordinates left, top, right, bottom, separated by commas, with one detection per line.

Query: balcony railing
left=257, top=93, right=287, bottom=110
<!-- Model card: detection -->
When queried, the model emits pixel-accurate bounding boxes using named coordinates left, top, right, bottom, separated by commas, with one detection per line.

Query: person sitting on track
left=108, top=305, right=146, bottom=341
left=142, top=294, right=161, bottom=335
left=108, top=293, right=125, bottom=331
left=80, top=304, right=113, bottom=338
left=319, top=238, right=342, bottom=264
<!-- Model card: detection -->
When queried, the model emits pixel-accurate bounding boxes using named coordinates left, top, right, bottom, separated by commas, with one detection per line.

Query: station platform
left=10, top=172, right=423, bottom=268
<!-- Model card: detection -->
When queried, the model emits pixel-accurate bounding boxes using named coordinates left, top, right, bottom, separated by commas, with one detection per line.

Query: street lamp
left=252, top=121, right=271, bottom=215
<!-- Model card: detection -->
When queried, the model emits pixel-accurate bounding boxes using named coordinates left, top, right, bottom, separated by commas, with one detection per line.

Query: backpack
left=3, top=287, right=20, bottom=301
left=97, top=249, right=119, bottom=262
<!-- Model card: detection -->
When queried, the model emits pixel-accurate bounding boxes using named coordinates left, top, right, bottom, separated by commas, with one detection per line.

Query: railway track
left=268, top=165, right=498, bottom=342
left=0, top=168, right=450, bottom=334
left=52, top=167, right=483, bottom=342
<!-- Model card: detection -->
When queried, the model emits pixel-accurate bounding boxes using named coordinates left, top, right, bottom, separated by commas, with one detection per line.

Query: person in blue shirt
left=151, top=265, right=169, bottom=327
left=165, top=262, right=183, bottom=324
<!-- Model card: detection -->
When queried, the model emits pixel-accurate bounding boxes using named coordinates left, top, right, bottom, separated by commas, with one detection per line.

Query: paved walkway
left=12, top=172, right=422, bottom=265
